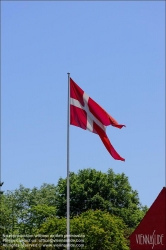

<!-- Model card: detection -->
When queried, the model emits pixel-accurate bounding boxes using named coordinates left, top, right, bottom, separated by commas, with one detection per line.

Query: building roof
left=130, top=187, right=166, bottom=250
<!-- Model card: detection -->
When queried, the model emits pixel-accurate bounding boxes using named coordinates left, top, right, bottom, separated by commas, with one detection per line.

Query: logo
left=135, top=230, right=164, bottom=249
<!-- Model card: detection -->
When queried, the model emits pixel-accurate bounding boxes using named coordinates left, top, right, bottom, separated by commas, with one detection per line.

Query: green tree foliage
left=0, top=193, right=25, bottom=250
left=39, top=210, right=129, bottom=250
left=1, top=184, right=57, bottom=236
left=0, top=192, right=18, bottom=235
left=56, top=168, right=148, bottom=230
left=0, top=168, right=148, bottom=250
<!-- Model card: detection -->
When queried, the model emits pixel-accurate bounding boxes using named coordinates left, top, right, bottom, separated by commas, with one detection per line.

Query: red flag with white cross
left=70, top=78, right=125, bottom=161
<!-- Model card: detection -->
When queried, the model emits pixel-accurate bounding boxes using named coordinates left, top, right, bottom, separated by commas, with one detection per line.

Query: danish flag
left=70, top=78, right=125, bottom=161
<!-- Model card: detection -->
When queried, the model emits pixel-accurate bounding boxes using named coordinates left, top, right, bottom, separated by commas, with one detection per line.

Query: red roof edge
left=129, top=186, right=166, bottom=239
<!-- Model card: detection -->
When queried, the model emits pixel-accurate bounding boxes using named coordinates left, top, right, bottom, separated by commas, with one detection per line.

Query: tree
left=39, top=209, right=129, bottom=250
left=27, top=204, right=56, bottom=233
left=0, top=168, right=148, bottom=249
left=56, top=168, right=148, bottom=230
left=2, top=184, right=57, bottom=236
left=0, top=193, right=25, bottom=250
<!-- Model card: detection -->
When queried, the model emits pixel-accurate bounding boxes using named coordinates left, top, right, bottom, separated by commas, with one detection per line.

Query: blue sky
left=1, top=1, right=165, bottom=208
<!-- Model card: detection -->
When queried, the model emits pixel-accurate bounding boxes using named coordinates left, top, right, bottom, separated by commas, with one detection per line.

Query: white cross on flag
left=70, top=78, right=125, bottom=161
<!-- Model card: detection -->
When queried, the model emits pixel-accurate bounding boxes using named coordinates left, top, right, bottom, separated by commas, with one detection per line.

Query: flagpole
left=67, top=72, right=70, bottom=250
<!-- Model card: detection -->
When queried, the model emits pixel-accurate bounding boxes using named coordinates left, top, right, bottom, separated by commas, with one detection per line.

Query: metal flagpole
left=67, top=72, right=70, bottom=250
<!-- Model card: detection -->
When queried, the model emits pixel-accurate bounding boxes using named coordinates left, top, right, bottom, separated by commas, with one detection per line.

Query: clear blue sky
left=1, top=1, right=165, bottom=208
